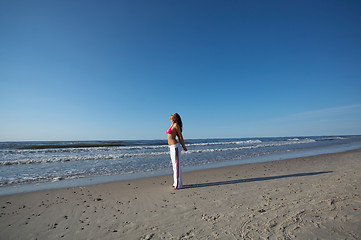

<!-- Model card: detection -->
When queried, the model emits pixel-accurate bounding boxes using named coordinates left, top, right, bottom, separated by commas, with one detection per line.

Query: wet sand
left=1, top=149, right=361, bottom=239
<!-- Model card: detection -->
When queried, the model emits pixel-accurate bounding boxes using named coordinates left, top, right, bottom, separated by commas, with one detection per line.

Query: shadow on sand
left=183, top=171, right=332, bottom=189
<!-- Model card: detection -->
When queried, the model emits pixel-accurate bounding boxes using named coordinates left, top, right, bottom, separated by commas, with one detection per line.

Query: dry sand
left=1, top=149, right=361, bottom=239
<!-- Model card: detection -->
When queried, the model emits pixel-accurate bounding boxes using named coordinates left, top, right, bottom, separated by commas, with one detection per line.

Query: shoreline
left=1, top=149, right=361, bottom=239
left=1, top=142, right=360, bottom=196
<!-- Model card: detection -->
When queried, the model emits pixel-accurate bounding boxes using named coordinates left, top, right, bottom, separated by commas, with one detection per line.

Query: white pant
left=169, top=143, right=182, bottom=189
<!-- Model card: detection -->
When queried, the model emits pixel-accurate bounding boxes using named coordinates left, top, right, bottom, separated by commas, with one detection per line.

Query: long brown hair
left=172, top=113, right=183, bottom=132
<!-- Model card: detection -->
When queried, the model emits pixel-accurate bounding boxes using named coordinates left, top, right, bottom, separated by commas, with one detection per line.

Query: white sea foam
left=187, top=145, right=261, bottom=154
left=274, top=138, right=316, bottom=145
left=0, top=151, right=169, bottom=166
left=186, top=139, right=315, bottom=154
left=188, top=139, right=262, bottom=147
left=287, top=138, right=300, bottom=141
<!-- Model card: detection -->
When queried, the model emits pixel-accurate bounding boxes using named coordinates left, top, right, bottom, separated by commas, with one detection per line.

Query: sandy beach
left=1, top=149, right=361, bottom=239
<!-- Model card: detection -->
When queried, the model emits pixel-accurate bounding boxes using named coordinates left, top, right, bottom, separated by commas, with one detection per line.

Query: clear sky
left=1, top=0, right=361, bottom=141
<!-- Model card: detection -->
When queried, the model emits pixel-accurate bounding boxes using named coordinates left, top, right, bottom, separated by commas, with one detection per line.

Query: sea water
left=0, top=135, right=360, bottom=195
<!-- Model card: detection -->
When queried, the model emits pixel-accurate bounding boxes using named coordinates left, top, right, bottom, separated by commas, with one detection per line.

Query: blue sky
left=1, top=0, right=361, bottom=141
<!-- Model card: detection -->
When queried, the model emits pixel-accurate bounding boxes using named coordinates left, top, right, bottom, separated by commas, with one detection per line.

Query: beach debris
left=201, top=213, right=220, bottom=223
left=51, top=223, right=58, bottom=229
left=327, top=199, right=336, bottom=210
left=258, top=209, right=266, bottom=213
left=141, top=233, right=154, bottom=240
left=327, top=199, right=335, bottom=206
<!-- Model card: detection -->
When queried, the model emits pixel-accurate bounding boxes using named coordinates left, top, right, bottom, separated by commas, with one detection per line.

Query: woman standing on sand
left=166, top=113, right=187, bottom=189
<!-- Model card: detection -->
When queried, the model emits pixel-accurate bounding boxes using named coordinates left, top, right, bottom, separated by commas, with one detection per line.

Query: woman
left=166, top=113, right=187, bottom=189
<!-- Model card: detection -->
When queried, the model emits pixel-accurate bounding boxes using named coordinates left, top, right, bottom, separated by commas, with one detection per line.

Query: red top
left=166, top=123, right=174, bottom=134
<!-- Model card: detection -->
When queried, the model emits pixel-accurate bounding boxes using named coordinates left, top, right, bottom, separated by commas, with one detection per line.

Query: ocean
left=1, top=135, right=360, bottom=195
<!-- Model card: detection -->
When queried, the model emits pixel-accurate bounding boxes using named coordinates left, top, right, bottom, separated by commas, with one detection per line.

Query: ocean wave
left=318, top=137, right=346, bottom=141
left=1, top=140, right=262, bottom=153
left=281, top=138, right=316, bottom=144
left=0, top=138, right=316, bottom=166
left=20, top=142, right=127, bottom=149
left=287, top=138, right=300, bottom=141
left=0, top=144, right=169, bottom=154
left=187, top=145, right=262, bottom=153
left=0, top=151, right=169, bottom=166
left=187, top=139, right=315, bottom=154
left=188, top=139, right=262, bottom=147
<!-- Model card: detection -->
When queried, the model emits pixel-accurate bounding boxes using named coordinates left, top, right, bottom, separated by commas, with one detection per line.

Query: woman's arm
left=175, top=125, right=187, bottom=151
